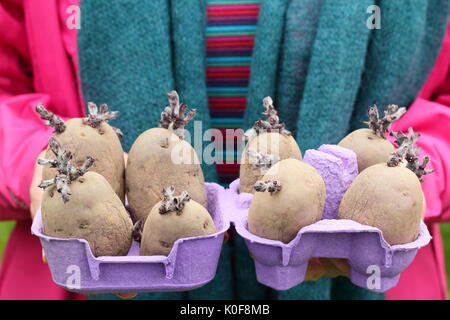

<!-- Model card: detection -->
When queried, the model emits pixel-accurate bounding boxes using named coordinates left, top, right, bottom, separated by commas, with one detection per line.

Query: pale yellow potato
left=338, top=128, right=395, bottom=173
left=248, top=159, right=325, bottom=244
left=140, top=199, right=216, bottom=256
left=126, top=128, right=207, bottom=223
left=338, top=163, right=424, bottom=245
left=42, top=172, right=133, bottom=257
left=239, top=132, right=301, bottom=194
left=43, top=118, right=125, bottom=202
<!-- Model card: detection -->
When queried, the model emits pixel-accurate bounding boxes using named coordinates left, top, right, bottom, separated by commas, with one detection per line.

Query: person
left=1, top=0, right=449, bottom=300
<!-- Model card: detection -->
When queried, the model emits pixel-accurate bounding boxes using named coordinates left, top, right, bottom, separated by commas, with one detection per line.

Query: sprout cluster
left=38, top=137, right=94, bottom=203
left=35, top=104, right=66, bottom=133
left=36, top=103, right=123, bottom=138
left=248, top=149, right=280, bottom=172
left=132, top=220, right=143, bottom=243
left=84, top=102, right=123, bottom=138
left=364, top=104, right=406, bottom=138
left=388, top=127, right=434, bottom=182
left=245, top=97, right=291, bottom=140
left=254, top=180, right=282, bottom=195
left=159, top=91, right=196, bottom=139
left=159, top=186, right=191, bottom=215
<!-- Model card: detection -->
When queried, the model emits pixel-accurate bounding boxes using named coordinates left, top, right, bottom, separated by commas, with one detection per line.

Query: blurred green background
left=442, top=223, right=450, bottom=298
left=0, top=221, right=15, bottom=262
left=1, top=221, right=450, bottom=298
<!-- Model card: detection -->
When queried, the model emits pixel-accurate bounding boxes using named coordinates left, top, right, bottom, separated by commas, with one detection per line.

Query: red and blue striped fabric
left=206, top=0, right=260, bottom=183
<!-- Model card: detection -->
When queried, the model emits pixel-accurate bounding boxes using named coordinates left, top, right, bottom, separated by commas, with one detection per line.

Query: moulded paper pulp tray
left=224, top=145, right=431, bottom=292
left=31, top=183, right=229, bottom=294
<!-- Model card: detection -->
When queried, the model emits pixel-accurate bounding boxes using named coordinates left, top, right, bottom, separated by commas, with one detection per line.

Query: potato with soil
left=248, top=159, right=325, bottom=244
left=239, top=97, right=301, bottom=194
left=36, top=103, right=125, bottom=202
left=39, top=138, right=133, bottom=257
left=138, top=186, right=216, bottom=256
left=126, top=91, right=207, bottom=224
left=338, top=104, right=405, bottom=173
left=338, top=128, right=433, bottom=245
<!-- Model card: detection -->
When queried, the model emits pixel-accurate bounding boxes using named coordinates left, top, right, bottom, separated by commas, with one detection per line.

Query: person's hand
left=86, top=292, right=137, bottom=299
left=29, top=150, right=46, bottom=220
left=304, top=258, right=349, bottom=281
left=248, top=250, right=349, bottom=281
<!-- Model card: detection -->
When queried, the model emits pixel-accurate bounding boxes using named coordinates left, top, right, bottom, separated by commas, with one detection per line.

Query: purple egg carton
left=31, top=183, right=229, bottom=294
left=224, top=145, right=431, bottom=292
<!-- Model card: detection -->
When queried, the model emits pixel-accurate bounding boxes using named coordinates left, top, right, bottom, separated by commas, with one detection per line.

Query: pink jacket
left=1, top=0, right=449, bottom=300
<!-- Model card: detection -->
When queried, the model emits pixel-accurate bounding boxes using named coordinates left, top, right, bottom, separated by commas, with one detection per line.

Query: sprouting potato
left=338, top=104, right=406, bottom=173
left=248, top=159, right=325, bottom=244
left=338, top=128, right=395, bottom=173
left=39, top=138, right=133, bottom=257
left=239, top=97, right=301, bottom=194
left=36, top=103, right=125, bottom=202
left=138, top=186, right=216, bottom=256
left=339, top=128, right=434, bottom=245
left=126, top=91, right=207, bottom=224
left=338, top=163, right=424, bottom=245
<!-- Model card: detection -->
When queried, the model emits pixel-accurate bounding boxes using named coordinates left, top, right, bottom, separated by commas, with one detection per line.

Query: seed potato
left=338, top=105, right=405, bottom=173
left=338, top=163, right=424, bottom=245
left=42, top=118, right=125, bottom=202
left=37, top=104, right=126, bottom=202
left=39, top=139, right=132, bottom=257
left=140, top=192, right=216, bottom=256
left=126, top=127, right=207, bottom=223
left=248, top=159, right=325, bottom=244
left=42, top=172, right=133, bottom=257
left=338, top=128, right=394, bottom=173
left=126, top=91, right=207, bottom=224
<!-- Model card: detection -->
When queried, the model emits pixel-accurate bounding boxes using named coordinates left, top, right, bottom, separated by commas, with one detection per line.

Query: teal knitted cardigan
left=78, top=0, right=449, bottom=300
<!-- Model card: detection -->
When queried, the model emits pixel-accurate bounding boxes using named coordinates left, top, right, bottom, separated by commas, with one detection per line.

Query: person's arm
left=390, top=20, right=450, bottom=223
left=0, top=1, right=62, bottom=220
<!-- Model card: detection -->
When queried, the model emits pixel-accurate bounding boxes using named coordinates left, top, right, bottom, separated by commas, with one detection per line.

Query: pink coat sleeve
left=390, top=21, right=450, bottom=223
left=0, top=0, right=58, bottom=220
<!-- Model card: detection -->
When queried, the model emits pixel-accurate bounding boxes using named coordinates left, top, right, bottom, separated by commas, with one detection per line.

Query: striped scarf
left=206, top=1, right=260, bottom=183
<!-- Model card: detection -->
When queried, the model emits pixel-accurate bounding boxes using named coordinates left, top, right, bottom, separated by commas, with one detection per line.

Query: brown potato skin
left=42, top=172, right=133, bottom=257
left=140, top=200, right=216, bottom=256
left=338, top=163, right=424, bottom=245
left=338, top=128, right=395, bottom=173
left=126, top=128, right=207, bottom=223
left=239, top=132, right=301, bottom=194
left=248, top=159, right=325, bottom=244
left=43, top=118, right=125, bottom=202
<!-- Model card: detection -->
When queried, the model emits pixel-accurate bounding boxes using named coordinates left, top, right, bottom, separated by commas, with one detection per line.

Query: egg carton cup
left=225, top=145, right=431, bottom=292
left=31, top=182, right=229, bottom=294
